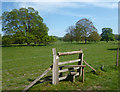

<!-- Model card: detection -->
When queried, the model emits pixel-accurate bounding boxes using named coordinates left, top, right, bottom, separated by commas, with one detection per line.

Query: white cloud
left=88, top=2, right=118, bottom=9
left=1, top=0, right=119, bottom=2
left=17, top=2, right=81, bottom=13
left=15, top=2, right=118, bottom=17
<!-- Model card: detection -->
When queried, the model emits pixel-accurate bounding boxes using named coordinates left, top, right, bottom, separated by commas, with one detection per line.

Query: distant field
left=2, top=41, right=118, bottom=90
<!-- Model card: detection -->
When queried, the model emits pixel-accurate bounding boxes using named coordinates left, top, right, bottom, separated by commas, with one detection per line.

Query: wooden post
left=82, top=67, right=84, bottom=83
left=116, top=48, right=119, bottom=67
left=52, top=48, right=59, bottom=85
left=78, top=49, right=84, bottom=76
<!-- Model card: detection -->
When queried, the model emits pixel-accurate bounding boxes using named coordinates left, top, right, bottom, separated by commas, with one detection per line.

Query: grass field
left=2, top=41, right=118, bottom=90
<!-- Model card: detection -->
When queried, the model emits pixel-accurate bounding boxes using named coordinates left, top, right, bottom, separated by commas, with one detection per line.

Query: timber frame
left=52, top=48, right=86, bottom=85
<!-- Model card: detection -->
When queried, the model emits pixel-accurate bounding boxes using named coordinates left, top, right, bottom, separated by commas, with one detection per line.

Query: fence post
left=116, top=48, right=119, bottom=67
left=52, top=48, right=59, bottom=85
left=78, top=49, right=84, bottom=76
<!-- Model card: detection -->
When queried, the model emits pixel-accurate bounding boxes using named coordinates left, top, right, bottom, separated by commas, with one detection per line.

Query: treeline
left=1, top=7, right=56, bottom=46
left=63, top=18, right=116, bottom=43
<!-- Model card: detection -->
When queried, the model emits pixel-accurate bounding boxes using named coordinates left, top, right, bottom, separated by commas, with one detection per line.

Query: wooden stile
left=23, top=48, right=97, bottom=91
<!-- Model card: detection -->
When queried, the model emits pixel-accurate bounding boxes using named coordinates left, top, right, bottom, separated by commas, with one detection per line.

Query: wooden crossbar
left=59, top=67, right=79, bottom=73
left=59, top=65, right=86, bottom=68
left=58, top=59, right=81, bottom=65
left=59, top=75, right=68, bottom=81
left=57, top=50, right=83, bottom=56
left=83, top=61, right=96, bottom=72
left=23, top=65, right=52, bottom=92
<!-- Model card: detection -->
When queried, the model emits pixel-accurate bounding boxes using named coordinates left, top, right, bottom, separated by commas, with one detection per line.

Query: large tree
left=88, top=31, right=101, bottom=42
left=2, top=7, right=55, bottom=45
left=76, top=18, right=97, bottom=44
left=101, top=28, right=115, bottom=42
left=63, top=33, right=71, bottom=42
left=66, top=26, right=75, bottom=43
left=2, top=7, right=47, bottom=34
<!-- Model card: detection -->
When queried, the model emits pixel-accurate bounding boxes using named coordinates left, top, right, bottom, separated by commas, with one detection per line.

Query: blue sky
left=0, top=1, right=118, bottom=37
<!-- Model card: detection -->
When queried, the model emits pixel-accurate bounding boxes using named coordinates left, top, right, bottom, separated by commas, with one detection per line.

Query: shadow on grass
left=107, top=48, right=119, bottom=51
left=27, top=74, right=78, bottom=87
left=2, top=44, right=53, bottom=47
left=71, top=42, right=93, bottom=45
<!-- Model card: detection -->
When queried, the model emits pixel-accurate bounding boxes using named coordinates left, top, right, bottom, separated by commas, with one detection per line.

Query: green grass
left=2, top=41, right=118, bottom=90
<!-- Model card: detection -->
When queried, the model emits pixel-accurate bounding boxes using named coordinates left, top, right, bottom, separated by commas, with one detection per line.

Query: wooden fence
left=52, top=48, right=86, bottom=85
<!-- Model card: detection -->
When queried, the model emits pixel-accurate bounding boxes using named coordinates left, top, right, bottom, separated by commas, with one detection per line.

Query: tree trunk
left=34, top=42, right=36, bottom=45
left=85, top=37, right=87, bottom=44
left=27, top=42, right=30, bottom=46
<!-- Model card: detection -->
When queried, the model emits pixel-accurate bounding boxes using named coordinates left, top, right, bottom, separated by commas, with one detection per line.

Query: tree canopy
left=2, top=7, right=47, bottom=34
left=88, top=31, right=101, bottom=42
left=101, top=28, right=115, bottom=42
left=63, top=18, right=98, bottom=43
left=76, top=18, right=97, bottom=44
left=2, top=7, right=56, bottom=46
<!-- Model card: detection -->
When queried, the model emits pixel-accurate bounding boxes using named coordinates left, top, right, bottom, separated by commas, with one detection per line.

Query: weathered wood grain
left=59, top=67, right=79, bottom=73
left=58, top=59, right=81, bottom=65
left=83, top=60, right=96, bottom=72
left=59, top=65, right=86, bottom=68
left=52, top=48, right=59, bottom=85
left=57, top=50, right=83, bottom=56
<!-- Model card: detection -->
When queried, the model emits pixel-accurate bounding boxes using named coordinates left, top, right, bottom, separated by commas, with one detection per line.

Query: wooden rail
left=58, top=59, right=81, bottom=65
left=57, top=50, right=83, bottom=56
left=83, top=61, right=96, bottom=72
left=59, top=67, right=79, bottom=73
left=23, top=65, right=52, bottom=92
left=59, top=65, right=86, bottom=68
left=59, top=75, right=68, bottom=81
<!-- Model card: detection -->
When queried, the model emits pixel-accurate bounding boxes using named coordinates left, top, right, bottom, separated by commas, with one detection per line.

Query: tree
left=73, top=26, right=82, bottom=42
left=114, top=34, right=119, bottom=41
left=76, top=18, right=97, bottom=44
left=2, top=7, right=45, bottom=34
left=63, top=33, right=71, bottom=42
left=88, top=31, right=101, bottom=42
left=66, top=26, right=75, bottom=43
left=12, top=31, right=26, bottom=44
left=2, top=7, right=55, bottom=45
left=24, top=32, right=34, bottom=46
left=101, top=28, right=115, bottom=42
left=2, top=35, right=13, bottom=46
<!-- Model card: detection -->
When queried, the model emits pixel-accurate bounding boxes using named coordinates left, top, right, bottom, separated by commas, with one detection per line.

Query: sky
left=0, top=0, right=119, bottom=37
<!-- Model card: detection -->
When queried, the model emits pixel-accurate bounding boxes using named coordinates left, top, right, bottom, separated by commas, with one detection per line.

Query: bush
left=2, top=35, right=13, bottom=46
left=12, top=31, right=26, bottom=44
